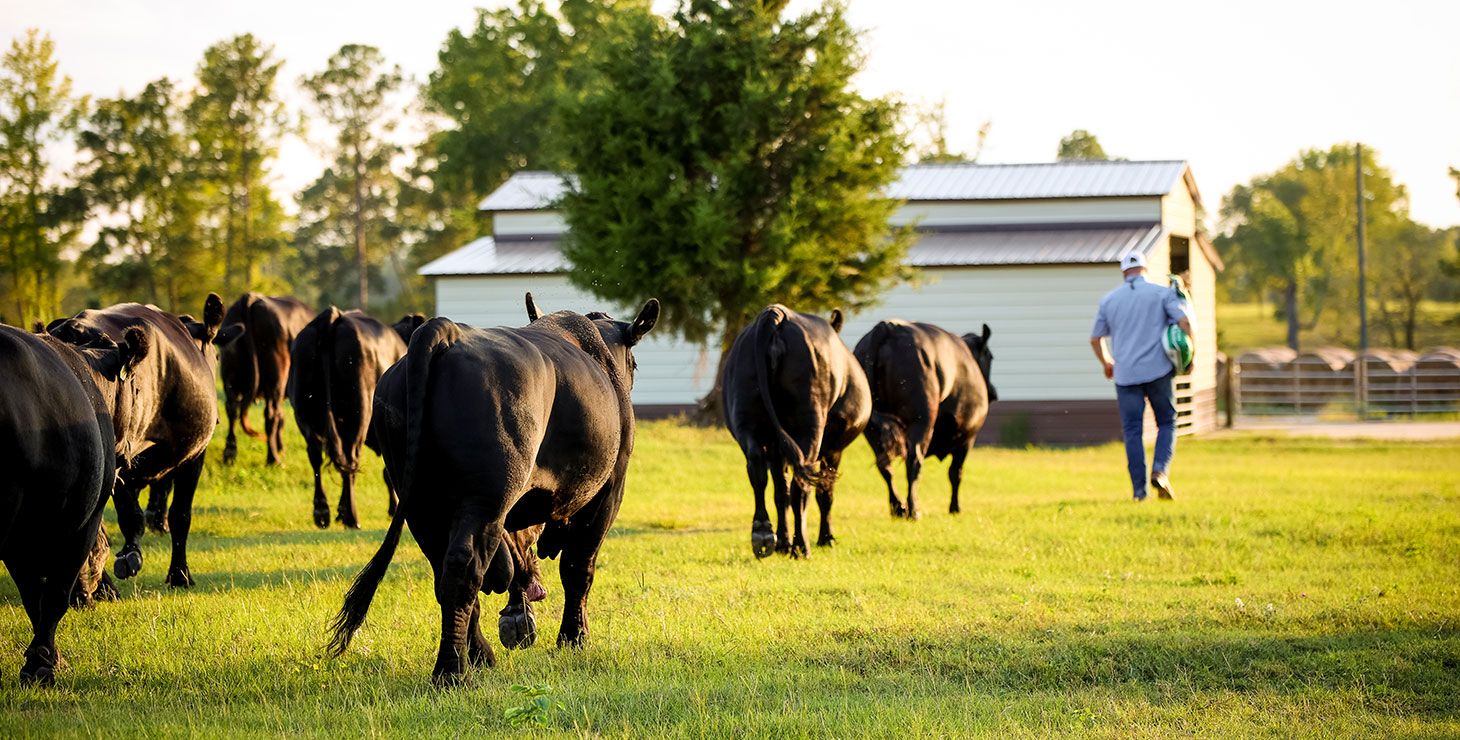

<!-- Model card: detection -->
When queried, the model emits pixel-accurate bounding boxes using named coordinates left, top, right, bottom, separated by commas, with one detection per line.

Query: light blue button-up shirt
left=1091, top=274, right=1190, bottom=386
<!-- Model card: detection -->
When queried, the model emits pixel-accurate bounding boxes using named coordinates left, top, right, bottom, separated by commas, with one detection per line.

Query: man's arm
left=1090, top=336, right=1114, bottom=380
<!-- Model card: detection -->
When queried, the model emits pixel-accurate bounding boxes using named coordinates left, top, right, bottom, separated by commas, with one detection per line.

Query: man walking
left=1090, top=252, right=1193, bottom=502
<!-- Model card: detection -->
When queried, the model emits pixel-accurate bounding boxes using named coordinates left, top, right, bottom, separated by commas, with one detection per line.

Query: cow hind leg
left=743, top=445, right=776, bottom=559
left=432, top=518, right=496, bottom=686
left=222, top=398, right=240, bottom=464
left=335, top=467, right=361, bottom=530
left=948, top=445, right=969, bottom=514
left=771, top=455, right=792, bottom=555
left=307, top=438, right=329, bottom=529
left=467, top=599, right=496, bottom=668
left=383, top=468, right=398, bottom=518
left=788, top=477, right=812, bottom=559
left=164, top=455, right=206, bottom=588
left=145, top=480, right=171, bottom=534
left=902, top=422, right=932, bottom=520
left=815, top=451, right=842, bottom=547
left=113, top=482, right=146, bottom=580
left=264, top=397, right=284, bottom=466
left=19, top=518, right=98, bottom=686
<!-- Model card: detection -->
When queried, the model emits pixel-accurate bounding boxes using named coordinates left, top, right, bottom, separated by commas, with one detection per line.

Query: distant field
left=3, top=421, right=1459, bottom=738
left=1217, top=301, right=1459, bottom=354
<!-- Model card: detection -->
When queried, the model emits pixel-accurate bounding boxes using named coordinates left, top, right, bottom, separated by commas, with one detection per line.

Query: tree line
left=2, top=0, right=1456, bottom=356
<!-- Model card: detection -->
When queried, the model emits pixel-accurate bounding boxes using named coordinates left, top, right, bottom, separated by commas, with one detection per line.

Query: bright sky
left=4, top=0, right=1458, bottom=229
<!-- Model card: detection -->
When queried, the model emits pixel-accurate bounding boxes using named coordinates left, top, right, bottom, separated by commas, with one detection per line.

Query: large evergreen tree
left=558, top=0, right=913, bottom=413
left=299, top=44, right=406, bottom=310
left=0, top=30, right=86, bottom=326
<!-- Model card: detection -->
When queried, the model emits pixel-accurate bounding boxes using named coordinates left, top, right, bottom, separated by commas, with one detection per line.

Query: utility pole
left=1356, top=143, right=1368, bottom=420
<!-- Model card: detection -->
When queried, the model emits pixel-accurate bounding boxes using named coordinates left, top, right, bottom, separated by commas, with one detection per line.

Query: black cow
left=329, top=298, right=658, bottom=685
left=47, top=296, right=224, bottom=587
left=0, top=323, right=147, bottom=684
left=290, top=308, right=424, bottom=529
left=722, top=305, right=871, bottom=559
left=214, top=293, right=314, bottom=466
left=855, top=320, right=995, bottom=518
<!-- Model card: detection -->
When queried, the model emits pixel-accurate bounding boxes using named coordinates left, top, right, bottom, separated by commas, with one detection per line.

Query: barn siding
left=494, top=211, right=568, bottom=236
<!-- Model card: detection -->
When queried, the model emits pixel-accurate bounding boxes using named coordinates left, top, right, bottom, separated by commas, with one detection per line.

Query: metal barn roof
left=477, top=160, right=1193, bottom=212
left=418, top=226, right=1161, bottom=277
left=906, top=224, right=1164, bottom=267
left=419, top=236, right=565, bottom=276
left=888, top=160, right=1191, bottom=202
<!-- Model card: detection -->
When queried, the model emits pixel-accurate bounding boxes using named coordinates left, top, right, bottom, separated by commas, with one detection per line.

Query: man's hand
left=1090, top=336, right=1115, bottom=380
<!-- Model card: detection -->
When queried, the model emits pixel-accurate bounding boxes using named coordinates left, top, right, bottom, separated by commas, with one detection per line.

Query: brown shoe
left=1151, top=472, right=1174, bottom=501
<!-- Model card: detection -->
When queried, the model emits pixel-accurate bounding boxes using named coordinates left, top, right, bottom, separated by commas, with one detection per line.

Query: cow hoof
left=556, top=629, right=588, bottom=649
left=94, top=573, right=120, bottom=602
left=313, top=507, right=330, bottom=529
left=751, top=529, right=777, bottom=559
left=19, top=647, right=57, bottom=687
left=890, top=504, right=907, bottom=518
left=166, top=567, right=195, bottom=588
left=430, top=659, right=468, bottom=687
left=948, top=504, right=961, bottom=514
left=817, top=535, right=837, bottom=547
left=222, top=444, right=237, bottom=465
left=144, top=509, right=169, bottom=534
left=498, top=607, right=537, bottom=650
left=469, top=634, right=497, bottom=667
left=789, top=543, right=810, bottom=559
left=114, top=550, right=142, bottom=580
left=336, top=515, right=362, bottom=530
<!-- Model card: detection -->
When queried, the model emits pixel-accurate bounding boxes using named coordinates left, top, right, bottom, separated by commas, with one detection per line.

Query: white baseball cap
left=1120, top=252, right=1147, bottom=270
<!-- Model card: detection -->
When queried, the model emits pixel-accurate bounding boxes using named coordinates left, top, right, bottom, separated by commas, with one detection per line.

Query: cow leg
left=336, top=467, right=361, bottom=530
left=145, top=479, right=171, bottom=534
left=18, top=513, right=99, bottom=686
left=498, top=526, right=544, bottom=650
left=788, top=475, right=812, bottom=559
left=903, top=423, right=932, bottom=520
left=771, top=456, right=792, bottom=555
left=164, top=454, right=205, bottom=588
left=743, top=445, right=776, bottom=559
left=878, top=457, right=906, bottom=518
left=556, top=484, right=623, bottom=648
left=307, top=438, right=330, bottom=529
left=432, top=517, right=495, bottom=685
left=113, top=481, right=146, bottom=580
left=264, top=396, right=283, bottom=466
left=5, top=559, right=51, bottom=685
left=466, top=599, right=495, bottom=668
left=815, top=451, right=842, bottom=547
left=948, top=444, right=970, bottom=514
left=222, top=397, right=239, bottom=464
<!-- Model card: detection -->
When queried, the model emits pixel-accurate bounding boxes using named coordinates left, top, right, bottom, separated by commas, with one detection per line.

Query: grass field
left=1217, top=301, right=1459, bottom=354
left=3, top=420, right=1459, bottom=737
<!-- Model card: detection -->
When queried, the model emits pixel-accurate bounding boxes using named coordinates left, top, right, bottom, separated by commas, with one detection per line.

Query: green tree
left=1056, top=129, right=1109, bottom=161
left=558, top=0, right=913, bottom=412
left=0, top=29, right=87, bottom=326
left=76, top=78, right=211, bottom=312
left=1371, top=221, right=1449, bottom=349
left=188, top=34, right=290, bottom=295
left=300, top=44, right=406, bottom=309
left=1215, top=144, right=1408, bottom=349
left=908, top=97, right=987, bottom=164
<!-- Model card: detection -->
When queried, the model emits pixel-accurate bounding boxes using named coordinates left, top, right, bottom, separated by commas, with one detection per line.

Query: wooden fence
left=1232, top=346, right=1460, bottom=417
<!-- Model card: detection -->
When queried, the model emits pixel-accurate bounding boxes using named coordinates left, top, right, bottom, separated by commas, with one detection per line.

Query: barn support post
left=1356, top=143, right=1369, bottom=421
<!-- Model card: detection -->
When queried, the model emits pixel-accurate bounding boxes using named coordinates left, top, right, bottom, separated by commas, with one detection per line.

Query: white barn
left=420, top=160, right=1221, bottom=443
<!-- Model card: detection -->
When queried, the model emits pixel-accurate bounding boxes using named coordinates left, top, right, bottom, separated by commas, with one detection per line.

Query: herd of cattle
left=1, top=292, right=994, bottom=686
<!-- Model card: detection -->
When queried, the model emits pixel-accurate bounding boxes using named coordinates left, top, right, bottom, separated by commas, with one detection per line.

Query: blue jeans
left=1116, top=371, right=1176, bottom=498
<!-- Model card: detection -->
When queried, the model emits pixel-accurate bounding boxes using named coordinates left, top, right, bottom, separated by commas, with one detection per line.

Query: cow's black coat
left=214, top=293, right=314, bottom=466
left=46, top=297, right=224, bottom=587
left=290, top=308, right=423, bottom=528
left=854, top=320, right=994, bottom=518
left=722, top=305, right=871, bottom=558
left=329, top=299, right=658, bottom=685
left=0, top=323, right=146, bottom=684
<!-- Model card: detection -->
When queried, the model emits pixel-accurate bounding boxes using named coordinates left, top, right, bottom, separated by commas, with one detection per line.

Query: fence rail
left=1232, top=347, right=1460, bottom=417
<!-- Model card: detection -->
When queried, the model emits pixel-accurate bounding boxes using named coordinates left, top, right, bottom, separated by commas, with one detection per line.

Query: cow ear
left=828, top=308, right=845, bottom=333
left=629, top=298, right=659, bottom=347
left=118, top=326, right=150, bottom=380
left=204, top=293, right=224, bottom=329
left=525, top=292, right=542, bottom=322
left=31, top=320, right=44, bottom=333
left=213, top=324, right=245, bottom=346
left=982, top=323, right=991, bottom=342
left=45, top=318, right=68, bottom=334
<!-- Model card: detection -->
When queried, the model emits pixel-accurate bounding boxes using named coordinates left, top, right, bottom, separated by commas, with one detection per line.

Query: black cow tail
left=327, top=317, right=459, bottom=657
left=314, top=307, right=355, bottom=475
left=751, top=308, right=814, bottom=488
left=327, top=497, right=407, bottom=656
left=864, top=321, right=905, bottom=464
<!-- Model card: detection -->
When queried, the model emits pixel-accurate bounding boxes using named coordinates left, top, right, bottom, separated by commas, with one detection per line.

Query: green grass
left=1217, top=300, right=1460, bottom=354
left=3, top=421, right=1459, bottom=737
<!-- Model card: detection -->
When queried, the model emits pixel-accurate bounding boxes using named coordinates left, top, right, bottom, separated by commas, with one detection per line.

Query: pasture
left=3, top=421, right=1458, bottom=737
